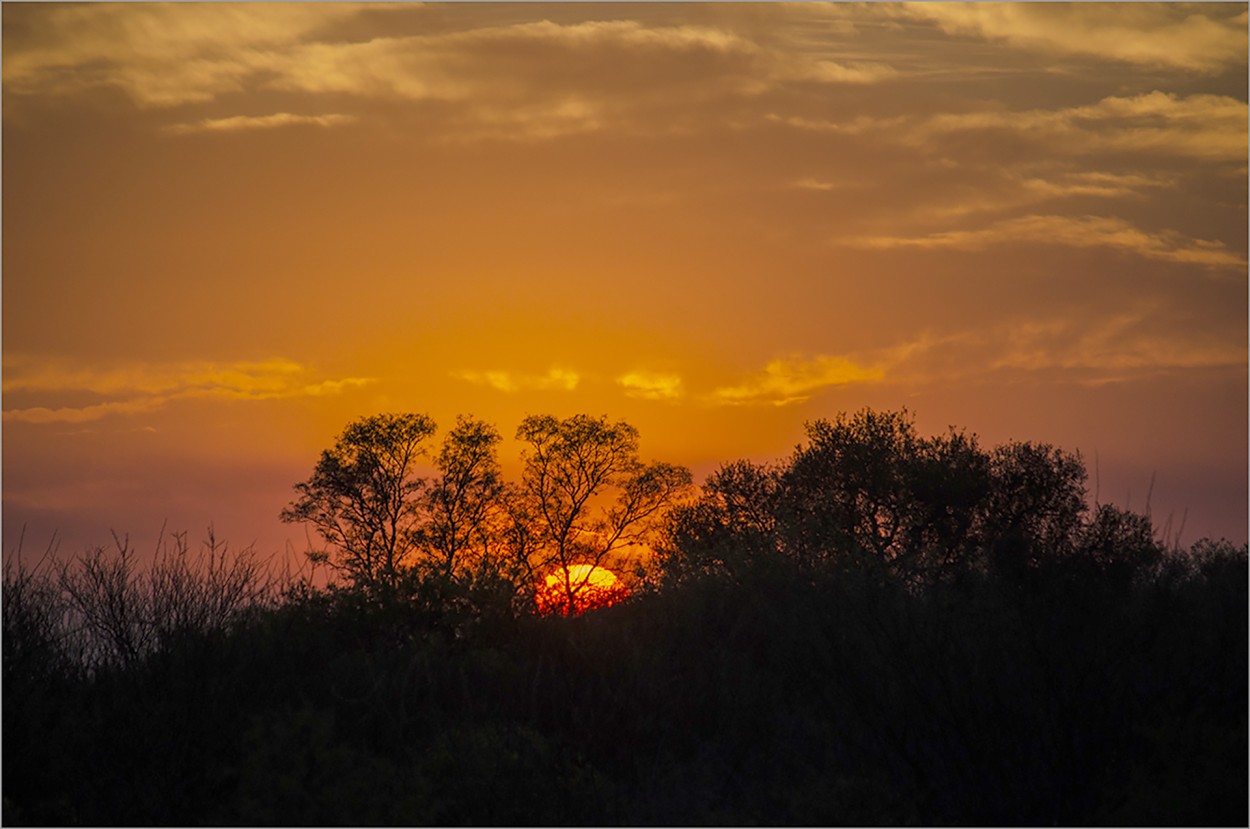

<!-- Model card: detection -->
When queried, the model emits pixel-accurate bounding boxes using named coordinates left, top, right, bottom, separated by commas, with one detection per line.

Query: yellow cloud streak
left=712, top=355, right=884, bottom=406
left=846, top=214, right=1246, bottom=270
left=777, top=92, right=1247, bottom=164
left=898, top=3, right=1247, bottom=73
left=617, top=371, right=683, bottom=400
left=163, top=112, right=355, bottom=136
left=2, top=4, right=381, bottom=106
left=454, top=367, right=580, bottom=393
left=2, top=357, right=375, bottom=424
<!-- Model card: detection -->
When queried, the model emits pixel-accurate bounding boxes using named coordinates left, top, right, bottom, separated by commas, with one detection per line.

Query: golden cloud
left=617, top=371, right=684, bottom=400
left=1, top=357, right=375, bottom=424
left=918, top=92, right=1248, bottom=163
left=5, top=7, right=899, bottom=142
left=775, top=92, right=1247, bottom=164
left=897, top=3, right=1247, bottom=73
left=163, top=112, right=355, bottom=136
left=712, top=355, right=884, bottom=406
left=845, top=214, right=1246, bottom=270
left=454, top=367, right=580, bottom=393
left=2, top=4, right=381, bottom=106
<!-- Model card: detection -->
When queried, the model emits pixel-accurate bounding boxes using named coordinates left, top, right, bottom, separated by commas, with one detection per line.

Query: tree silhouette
left=663, top=408, right=1104, bottom=585
left=982, top=440, right=1088, bottom=564
left=281, top=413, right=436, bottom=592
left=660, top=459, right=783, bottom=583
left=416, top=415, right=506, bottom=579
left=515, top=414, right=691, bottom=614
left=4, top=406, right=1246, bottom=825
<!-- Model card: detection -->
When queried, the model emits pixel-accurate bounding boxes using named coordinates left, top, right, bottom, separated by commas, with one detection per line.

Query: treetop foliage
left=282, top=411, right=691, bottom=614
left=659, top=407, right=1171, bottom=589
left=281, top=412, right=437, bottom=591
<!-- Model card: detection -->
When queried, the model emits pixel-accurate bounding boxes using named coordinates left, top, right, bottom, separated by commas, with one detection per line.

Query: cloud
left=795, top=164, right=1176, bottom=224
left=845, top=214, right=1245, bottom=270
left=915, top=169, right=1176, bottom=222
left=163, top=112, right=355, bottom=136
left=991, top=311, right=1248, bottom=376
left=454, top=367, right=580, bottom=393
left=5, top=398, right=172, bottom=425
left=617, top=371, right=683, bottom=400
left=896, top=3, right=1247, bottom=73
left=1015, top=170, right=1172, bottom=201
left=712, top=355, right=883, bottom=406
left=4, top=7, right=898, bottom=141
left=2, top=357, right=375, bottom=423
left=2, top=4, right=381, bottom=106
left=768, top=56, right=895, bottom=85
left=790, top=177, right=845, bottom=192
left=862, top=312, right=1248, bottom=388
left=249, top=18, right=894, bottom=142
left=264, top=18, right=889, bottom=100
left=776, top=91, right=1248, bottom=164
left=919, top=92, right=1248, bottom=164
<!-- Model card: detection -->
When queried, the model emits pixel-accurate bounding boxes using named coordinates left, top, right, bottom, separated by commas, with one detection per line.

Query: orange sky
left=3, top=2, right=1247, bottom=560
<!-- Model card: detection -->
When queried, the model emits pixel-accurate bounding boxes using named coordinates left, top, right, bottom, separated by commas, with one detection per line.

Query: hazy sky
left=4, top=2, right=1247, bottom=560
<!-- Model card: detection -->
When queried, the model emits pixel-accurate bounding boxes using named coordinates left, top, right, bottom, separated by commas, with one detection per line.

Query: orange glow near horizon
left=1, top=3, right=1246, bottom=560
left=535, top=564, right=629, bottom=616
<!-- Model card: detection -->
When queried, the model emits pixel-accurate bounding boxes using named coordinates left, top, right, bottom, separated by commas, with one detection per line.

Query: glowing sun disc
left=536, top=564, right=628, bottom=615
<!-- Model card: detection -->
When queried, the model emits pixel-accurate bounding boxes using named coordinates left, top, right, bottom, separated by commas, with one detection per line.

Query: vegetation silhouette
left=3, top=408, right=1246, bottom=826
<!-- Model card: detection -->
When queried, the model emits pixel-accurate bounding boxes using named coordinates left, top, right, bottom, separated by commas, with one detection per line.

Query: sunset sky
left=3, top=2, right=1247, bottom=562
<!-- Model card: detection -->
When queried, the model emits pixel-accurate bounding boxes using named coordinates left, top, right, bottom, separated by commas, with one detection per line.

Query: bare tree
left=516, top=414, right=691, bottom=614
left=55, top=528, right=275, bottom=667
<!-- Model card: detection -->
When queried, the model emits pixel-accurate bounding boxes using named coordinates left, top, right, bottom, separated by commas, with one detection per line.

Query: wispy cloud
left=911, top=169, right=1176, bottom=222
left=617, top=371, right=683, bottom=400
left=4, top=7, right=898, bottom=141
left=163, top=112, right=355, bottom=136
left=895, top=3, right=1247, bottom=73
left=844, top=214, right=1246, bottom=270
left=2, top=4, right=381, bottom=106
left=711, top=355, right=883, bottom=406
left=989, top=313, right=1250, bottom=377
left=1015, top=170, right=1173, bottom=201
left=918, top=92, right=1248, bottom=164
left=2, top=357, right=375, bottom=424
left=863, top=313, right=1248, bottom=388
left=775, top=92, right=1247, bottom=164
left=454, top=367, right=580, bottom=393
left=790, top=177, right=846, bottom=192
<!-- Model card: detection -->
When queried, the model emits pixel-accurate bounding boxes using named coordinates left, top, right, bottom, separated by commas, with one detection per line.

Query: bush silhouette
left=3, top=408, right=1245, bottom=826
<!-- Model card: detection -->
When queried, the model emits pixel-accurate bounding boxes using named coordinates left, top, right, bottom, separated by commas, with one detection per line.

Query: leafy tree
left=1075, top=503, right=1162, bottom=582
left=982, top=440, right=1088, bottom=570
left=778, top=409, right=994, bottom=577
left=783, top=409, right=928, bottom=566
left=281, top=413, right=436, bottom=592
left=416, top=416, right=507, bottom=579
left=515, top=414, right=691, bottom=614
left=660, top=460, right=784, bottom=584
left=663, top=408, right=1103, bottom=585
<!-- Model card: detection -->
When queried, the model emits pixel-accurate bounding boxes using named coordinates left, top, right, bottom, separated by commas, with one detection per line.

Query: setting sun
left=536, top=564, right=629, bottom=616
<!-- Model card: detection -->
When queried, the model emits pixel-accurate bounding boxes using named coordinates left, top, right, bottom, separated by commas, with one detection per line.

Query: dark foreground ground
left=4, top=540, right=1246, bottom=826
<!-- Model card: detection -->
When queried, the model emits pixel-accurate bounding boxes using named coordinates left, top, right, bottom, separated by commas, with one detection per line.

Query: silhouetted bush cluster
left=4, top=410, right=1246, bottom=825
left=658, top=409, right=1162, bottom=589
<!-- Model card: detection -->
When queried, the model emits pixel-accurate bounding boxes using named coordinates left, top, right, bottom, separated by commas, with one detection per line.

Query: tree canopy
left=282, top=411, right=691, bottom=611
left=281, top=413, right=436, bottom=592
